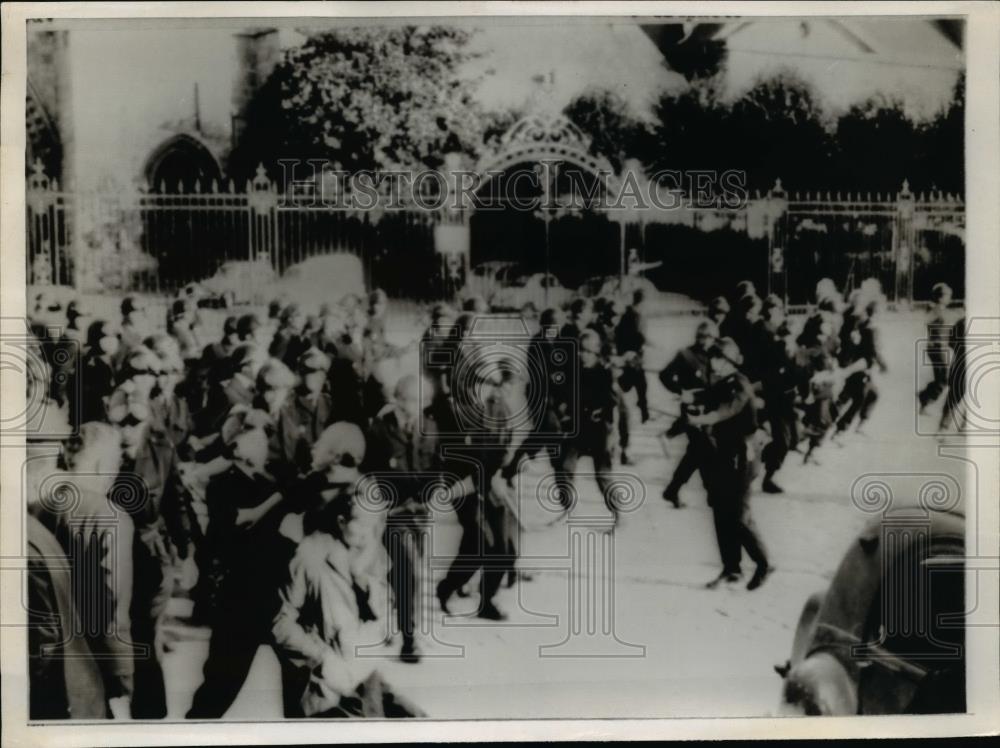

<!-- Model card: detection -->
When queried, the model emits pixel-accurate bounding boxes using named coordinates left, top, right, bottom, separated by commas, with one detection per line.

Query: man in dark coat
left=69, top=320, right=121, bottom=425
left=758, top=295, right=798, bottom=494
left=436, top=361, right=515, bottom=620
left=270, top=303, right=311, bottom=370
left=549, top=330, right=621, bottom=522
left=186, top=427, right=302, bottom=719
left=27, top=513, right=108, bottom=719
left=688, top=338, right=771, bottom=591
left=194, top=343, right=260, bottom=438
left=615, top=289, right=650, bottom=424
left=659, top=320, right=717, bottom=507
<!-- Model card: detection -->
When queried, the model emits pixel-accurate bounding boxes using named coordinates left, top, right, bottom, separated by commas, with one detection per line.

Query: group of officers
left=22, top=271, right=963, bottom=721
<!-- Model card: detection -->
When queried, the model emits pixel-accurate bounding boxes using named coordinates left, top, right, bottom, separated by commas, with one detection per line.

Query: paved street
left=157, top=310, right=966, bottom=719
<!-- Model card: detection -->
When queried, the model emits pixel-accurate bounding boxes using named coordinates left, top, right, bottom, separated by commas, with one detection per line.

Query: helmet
left=313, top=421, right=366, bottom=468
left=297, top=347, right=331, bottom=374
left=257, top=359, right=297, bottom=390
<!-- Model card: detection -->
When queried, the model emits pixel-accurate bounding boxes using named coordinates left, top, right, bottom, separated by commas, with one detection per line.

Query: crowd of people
left=23, top=272, right=966, bottom=721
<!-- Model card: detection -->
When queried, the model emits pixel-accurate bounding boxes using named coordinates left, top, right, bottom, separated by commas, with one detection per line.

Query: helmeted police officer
left=616, top=289, right=650, bottom=424
left=659, top=320, right=717, bottom=508
left=758, top=295, right=798, bottom=494
left=687, top=337, right=771, bottom=591
left=550, top=329, right=621, bottom=524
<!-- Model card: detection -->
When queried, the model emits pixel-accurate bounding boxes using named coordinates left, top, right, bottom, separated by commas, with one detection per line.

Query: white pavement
left=161, top=310, right=967, bottom=719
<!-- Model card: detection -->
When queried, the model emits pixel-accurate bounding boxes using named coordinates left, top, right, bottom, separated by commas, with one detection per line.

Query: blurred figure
left=282, top=348, right=334, bottom=473
left=26, top=511, right=107, bottom=719
left=50, top=298, right=90, bottom=406
left=196, top=343, right=262, bottom=437
left=833, top=296, right=887, bottom=439
left=659, top=320, right=717, bottom=508
left=34, top=422, right=135, bottom=719
left=166, top=298, right=203, bottom=363
left=186, top=427, right=300, bottom=719
left=796, top=316, right=838, bottom=465
left=616, top=289, right=650, bottom=424
left=147, top=335, right=192, bottom=449
left=549, top=329, right=621, bottom=524
left=118, top=345, right=162, bottom=399
left=70, top=320, right=121, bottom=424
left=120, top=296, right=152, bottom=354
left=107, top=383, right=192, bottom=718
left=273, top=422, right=423, bottom=718
left=918, top=282, right=955, bottom=414
left=759, top=296, right=798, bottom=494
left=939, top=316, right=967, bottom=433
left=270, top=304, right=310, bottom=369
left=200, top=315, right=239, bottom=381
left=688, top=338, right=770, bottom=591
left=560, top=298, right=594, bottom=341
left=363, top=375, right=439, bottom=663
left=502, top=307, right=567, bottom=484
left=436, top=358, right=516, bottom=620
left=254, top=359, right=301, bottom=482
left=721, top=293, right=763, bottom=377
left=707, top=296, right=730, bottom=329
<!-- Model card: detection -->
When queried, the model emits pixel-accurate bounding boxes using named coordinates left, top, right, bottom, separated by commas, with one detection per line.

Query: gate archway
left=467, top=114, right=623, bottom=303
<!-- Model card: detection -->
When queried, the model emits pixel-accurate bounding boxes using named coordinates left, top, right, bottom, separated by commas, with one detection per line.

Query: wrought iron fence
left=26, top=160, right=964, bottom=310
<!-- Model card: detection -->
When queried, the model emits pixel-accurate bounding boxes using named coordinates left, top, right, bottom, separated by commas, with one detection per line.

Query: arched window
left=144, top=134, right=222, bottom=193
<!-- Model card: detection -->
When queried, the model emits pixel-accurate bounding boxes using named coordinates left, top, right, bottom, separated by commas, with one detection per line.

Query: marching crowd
left=23, top=273, right=966, bottom=721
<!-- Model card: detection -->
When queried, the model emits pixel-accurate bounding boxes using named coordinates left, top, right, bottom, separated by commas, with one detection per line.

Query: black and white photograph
left=1, top=2, right=998, bottom=743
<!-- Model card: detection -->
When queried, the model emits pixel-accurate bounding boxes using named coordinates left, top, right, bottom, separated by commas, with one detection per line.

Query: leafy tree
left=834, top=97, right=919, bottom=194
left=917, top=72, right=964, bottom=195
left=648, top=83, right=733, bottom=178
left=228, top=25, right=484, bottom=182
left=563, top=88, right=652, bottom=172
left=724, top=70, right=835, bottom=193
left=480, top=106, right=523, bottom=152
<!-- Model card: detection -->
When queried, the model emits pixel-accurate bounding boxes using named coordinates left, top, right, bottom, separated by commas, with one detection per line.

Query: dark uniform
left=437, top=384, right=513, bottom=617
left=71, top=351, right=117, bottom=424
left=918, top=303, right=954, bottom=412
left=834, top=313, right=884, bottom=434
left=186, top=465, right=303, bottom=719
left=552, top=356, right=620, bottom=519
left=939, top=317, right=966, bottom=431
left=324, top=333, right=368, bottom=427
left=615, top=303, right=650, bottom=423
left=696, top=368, right=770, bottom=586
left=759, top=318, right=798, bottom=490
left=196, top=372, right=255, bottom=438
left=27, top=512, right=108, bottom=719
left=502, top=323, right=568, bottom=480
left=659, top=343, right=713, bottom=505
left=267, top=324, right=303, bottom=365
